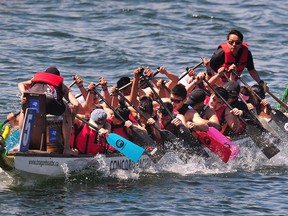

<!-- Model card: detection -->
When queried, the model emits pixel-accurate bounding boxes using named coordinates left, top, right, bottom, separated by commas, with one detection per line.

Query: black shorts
left=46, top=98, right=66, bottom=115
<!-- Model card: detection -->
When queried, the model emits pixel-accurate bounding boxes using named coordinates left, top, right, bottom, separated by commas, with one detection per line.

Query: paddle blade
left=131, top=126, right=155, bottom=147
left=106, top=133, right=145, bottom=163
left=131, top=126, right=165, bottom=163
left=271, top=109, right=288, bottom=134
left=246, top=124, right=280, bottom=159
left=207, top=127, right=240, bottom=160
left=177, top=124, right=209, bottom=158
left=159, top=129, right=177, bottom=142
left=195, top=131, right=231, bottom=163
left=0, top=122, right=4, bottom=133
left=5, top=129, right=20, bottom=153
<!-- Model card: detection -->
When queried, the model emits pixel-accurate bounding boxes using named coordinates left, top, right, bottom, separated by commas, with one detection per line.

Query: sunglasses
left=171, top=98, right=183, bottom=104
left=227, top=40, right=241, bottom=46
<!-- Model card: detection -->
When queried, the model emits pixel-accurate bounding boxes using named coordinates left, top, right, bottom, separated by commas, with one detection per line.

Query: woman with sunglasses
left=209, top=29, right=264, bottom=85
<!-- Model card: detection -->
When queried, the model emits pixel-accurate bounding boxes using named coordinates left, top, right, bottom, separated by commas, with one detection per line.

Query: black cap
left=45, top=67, right=60, bottom=76
left=185, top=88, right=206, bottom=107
left=223, top=81, right=240, bottom=96
left=117, top=77, right=130, bottom=89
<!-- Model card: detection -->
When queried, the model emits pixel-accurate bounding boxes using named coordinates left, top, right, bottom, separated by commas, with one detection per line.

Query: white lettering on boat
left=109, top=157, right=151, bottom=170
left=28, top=160, right=59, bottom=167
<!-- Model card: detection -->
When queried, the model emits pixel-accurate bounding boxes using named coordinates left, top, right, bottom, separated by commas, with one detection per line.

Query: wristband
left=258, top=80, right=264, bottom=85
left=102, top=87, right=108, bottom=91
left=78, top=84, right=83, bottom=88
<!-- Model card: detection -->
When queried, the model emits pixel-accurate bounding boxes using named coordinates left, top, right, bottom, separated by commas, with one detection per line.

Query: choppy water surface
left=0, top=0, right=288, bottom=215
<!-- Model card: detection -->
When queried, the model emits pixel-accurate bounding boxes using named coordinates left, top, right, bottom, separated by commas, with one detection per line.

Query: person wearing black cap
left=209, top=29, right=265, bottom=86
left=186, top=88, right=220, bottom=130
left=18, top=67, right=80, bottom=155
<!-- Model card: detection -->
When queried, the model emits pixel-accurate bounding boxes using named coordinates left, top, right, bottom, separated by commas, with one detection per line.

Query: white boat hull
left=6, top=153, right=152, bottom=177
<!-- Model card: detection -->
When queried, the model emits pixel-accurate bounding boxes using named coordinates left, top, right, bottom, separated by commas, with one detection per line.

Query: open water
left=0, top=0, right=288, bottom=215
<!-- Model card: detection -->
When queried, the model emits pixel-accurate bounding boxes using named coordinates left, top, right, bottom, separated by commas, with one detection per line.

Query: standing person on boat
left=185, top=88, right=221, bottom=130
left=71, top=108, right=110, bottom=154
left=18, top=67, right=79, bottom=155
left=169, top=84, right=208, bottom=132
left=209, top=29, right=265, bottom=85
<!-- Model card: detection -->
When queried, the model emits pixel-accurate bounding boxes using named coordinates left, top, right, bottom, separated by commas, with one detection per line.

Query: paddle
left=230, top=70, right=288, bottom=136
left=238, top=94, right=282, bottom=137
left=140, top=70, right=210, bottom=158
left=0, top=111, right=20, bottom=133
left=4, top=129, right=20, bottom=153
left=205, top=127, right=239, bottom=160
left=74, top=114, right=144, bottom=163
left=179, top=60, right=204, bottom=81
left=203, top=78, right=280, bottom=159
left=118, top=71, right=160, bottom=92
left=193, top=129, right=231, bottom=163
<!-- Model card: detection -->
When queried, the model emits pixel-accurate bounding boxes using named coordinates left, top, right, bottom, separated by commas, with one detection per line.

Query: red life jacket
left=32, top=72, right=64, bottom=87
left=73, top=124, right=106, bottom=154
left=219, top=42, right=249, bottom=82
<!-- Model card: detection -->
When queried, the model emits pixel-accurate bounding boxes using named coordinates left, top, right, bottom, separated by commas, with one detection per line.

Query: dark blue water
left=0, top=0, right=288, bottom=215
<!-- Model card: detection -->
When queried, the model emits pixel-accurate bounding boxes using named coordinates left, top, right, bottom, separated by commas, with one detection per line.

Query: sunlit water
left=0, top=0, right=288, bottom=215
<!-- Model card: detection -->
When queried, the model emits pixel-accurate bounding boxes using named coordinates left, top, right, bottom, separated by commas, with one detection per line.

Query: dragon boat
left=0, top=92, right=285, bottom=178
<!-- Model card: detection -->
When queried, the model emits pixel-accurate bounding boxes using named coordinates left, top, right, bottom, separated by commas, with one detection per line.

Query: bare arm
left=248, top=68, right=261, bottom=83
left=18, top=79, right=32, bottom=94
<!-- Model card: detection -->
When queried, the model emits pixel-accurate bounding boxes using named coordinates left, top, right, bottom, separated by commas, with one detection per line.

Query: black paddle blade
left=131, top=126, right=166, bottom=163
left=131, top=126, right=155, bottom=147
left=159, top=129, right=177, bottom=141
left=271, top=109, right=288, bottom=134
left=246, top=123, right=280, bottom=159
left=176, top=125, right=209, bottom=158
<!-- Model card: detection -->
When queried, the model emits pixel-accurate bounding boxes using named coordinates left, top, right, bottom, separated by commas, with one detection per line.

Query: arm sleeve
left=246, top=50, right=255, bottom=71
left=210, top=48, right=225, bottom=72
